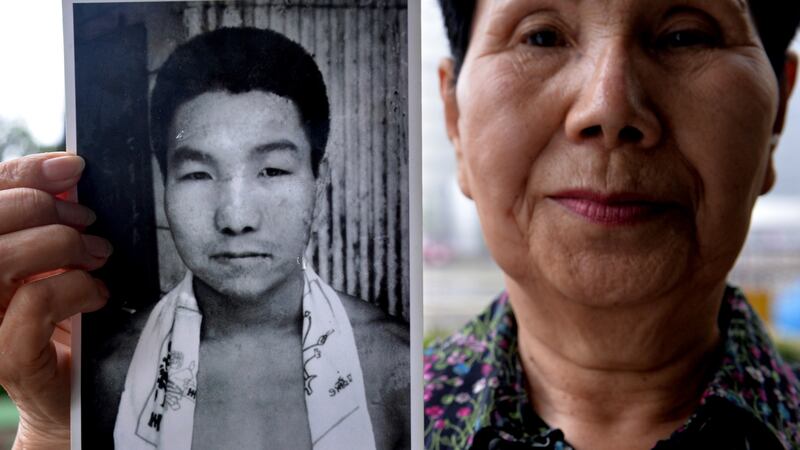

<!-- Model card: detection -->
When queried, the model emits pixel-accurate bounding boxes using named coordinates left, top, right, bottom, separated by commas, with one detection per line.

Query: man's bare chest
left=189, top=332, right=313, bottom=448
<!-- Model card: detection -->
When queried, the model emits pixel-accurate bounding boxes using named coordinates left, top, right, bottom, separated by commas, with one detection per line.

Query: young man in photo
left=92, top=27, right=409, bottom=450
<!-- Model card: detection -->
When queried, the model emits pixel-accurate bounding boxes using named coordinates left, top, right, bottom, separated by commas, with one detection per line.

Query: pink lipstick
left=550, top=190, right=670, bottom=225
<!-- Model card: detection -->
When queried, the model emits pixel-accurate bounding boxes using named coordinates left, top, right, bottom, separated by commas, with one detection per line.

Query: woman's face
left=443, top=0, right=789, bottom=305
left=165, top=90, right=315, bottom=302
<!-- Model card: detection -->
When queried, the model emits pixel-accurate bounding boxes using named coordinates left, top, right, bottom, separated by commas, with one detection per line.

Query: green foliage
left=424, top=329, right=451, bottom=348
left=0, top=117, right=64, bottom=160
left=776, top=339, right=800, bottom=363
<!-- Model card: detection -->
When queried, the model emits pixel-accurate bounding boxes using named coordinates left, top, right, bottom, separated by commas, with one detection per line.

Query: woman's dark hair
left=438, top=1, right=800, bottom=80
left=150, top=27, right=330, bottom=177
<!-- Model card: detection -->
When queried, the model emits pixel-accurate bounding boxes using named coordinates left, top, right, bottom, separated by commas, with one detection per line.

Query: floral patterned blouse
left=424, top=287, right=800, bottom=449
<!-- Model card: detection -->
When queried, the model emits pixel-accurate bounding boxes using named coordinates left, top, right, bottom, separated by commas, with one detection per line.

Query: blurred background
left=421, top=0, right=800, bottom=345
left=0, top=1, right=65, bottom=447
left=1, top=0, right=799, bottom=447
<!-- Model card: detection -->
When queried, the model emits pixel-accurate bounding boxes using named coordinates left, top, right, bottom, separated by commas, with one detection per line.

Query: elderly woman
left=425, top=1, right=799, bottom=449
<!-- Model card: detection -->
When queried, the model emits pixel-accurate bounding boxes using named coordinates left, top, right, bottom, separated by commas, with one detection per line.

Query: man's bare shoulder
left=338, top=292, right=410, bottom=449
left=337, top=292, right=409, bottom=393
left=338, top=291, right=409, bottom=347
left=91, top=304, right=154, bottom=401
left=83, top=303, right=154, bottom=444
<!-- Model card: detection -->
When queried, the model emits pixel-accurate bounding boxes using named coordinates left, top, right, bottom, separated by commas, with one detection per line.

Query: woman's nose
left=564, top=43, right=662, bottom=150
left=214, top=178, right=262, bottom=236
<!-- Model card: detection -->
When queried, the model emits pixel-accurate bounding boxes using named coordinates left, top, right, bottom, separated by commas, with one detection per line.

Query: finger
left=0, top=153, right=85, bottom=194
left=0, top=225, right=112, bottom=301
left=0, top=187, right=96, bottom=235
left=0, top=270, right=107, bottom=381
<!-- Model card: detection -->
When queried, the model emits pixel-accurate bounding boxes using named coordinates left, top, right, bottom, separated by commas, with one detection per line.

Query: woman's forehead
left=475, top=0, right=752, bottom=21
left=480, top=0, right=748, bottom=8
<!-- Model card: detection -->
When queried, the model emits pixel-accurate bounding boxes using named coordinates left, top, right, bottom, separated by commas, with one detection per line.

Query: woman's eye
left=524, top=29, right=566, bottom=47
left=179, top=172, right=212, bottom=181
left=658, top=29, right=719, bottom=49
left=259, top=167, right=290, bottom=177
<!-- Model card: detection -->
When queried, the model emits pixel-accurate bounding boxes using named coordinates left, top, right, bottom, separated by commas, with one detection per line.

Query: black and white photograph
left=64, top=1, right=412, bottom=448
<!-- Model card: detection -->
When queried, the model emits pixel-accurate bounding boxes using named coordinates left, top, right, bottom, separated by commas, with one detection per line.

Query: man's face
left=164, top=90, right=315, bottom=302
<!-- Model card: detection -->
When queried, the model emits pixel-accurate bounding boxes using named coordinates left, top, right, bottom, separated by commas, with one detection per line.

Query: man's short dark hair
left=150, top=27, right=330, bottom=177
left=438, top=1, right=800, bottom=80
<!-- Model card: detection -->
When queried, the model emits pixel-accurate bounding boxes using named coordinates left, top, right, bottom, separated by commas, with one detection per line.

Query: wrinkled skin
left=443, top=0, right=790, bottom=309
left=0, top=153, right=111, bottom=449
left=439, top=0, right=797, bottom=448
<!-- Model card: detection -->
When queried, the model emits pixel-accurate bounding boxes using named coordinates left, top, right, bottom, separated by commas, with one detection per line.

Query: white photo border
left=63, top=1, right=422, bottom=448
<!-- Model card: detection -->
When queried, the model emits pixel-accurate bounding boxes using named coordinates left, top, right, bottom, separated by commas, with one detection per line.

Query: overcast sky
left=0, top=1, right=64, bottom=146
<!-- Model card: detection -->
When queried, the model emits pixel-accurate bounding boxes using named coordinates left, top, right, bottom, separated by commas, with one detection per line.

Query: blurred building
left=730, top=197, right=800, bottom=331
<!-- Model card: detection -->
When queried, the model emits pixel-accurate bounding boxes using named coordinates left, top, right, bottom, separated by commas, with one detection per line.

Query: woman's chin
left=559, top=270, right=680, bottom=308
left=526, top=246, right=694, bottom=308
left=506, top=212, right=701, bottom=306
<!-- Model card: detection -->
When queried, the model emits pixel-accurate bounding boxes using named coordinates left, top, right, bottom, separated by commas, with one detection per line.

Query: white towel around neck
left=113, top=267, right=376, bottom=450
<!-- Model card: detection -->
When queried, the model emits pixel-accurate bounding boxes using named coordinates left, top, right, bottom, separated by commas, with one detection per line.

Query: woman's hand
left=0, top=153, right=112, bottom=449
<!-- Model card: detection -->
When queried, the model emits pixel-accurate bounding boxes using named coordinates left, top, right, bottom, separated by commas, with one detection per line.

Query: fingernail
left=82, top=235, right=113, bottom=258
left=55, top=201, right=96, bottom=227
left=42, top=156, right=85, bottom=182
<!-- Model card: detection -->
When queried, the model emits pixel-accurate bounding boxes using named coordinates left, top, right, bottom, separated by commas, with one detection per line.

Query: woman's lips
left=550, top=191, right=672, bottom=226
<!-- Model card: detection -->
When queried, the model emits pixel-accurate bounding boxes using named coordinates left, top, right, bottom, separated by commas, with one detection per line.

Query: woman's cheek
left=459, top=110, right=559, bottom=279
left=691, top=63, right=775, bottom=199
left=666, top=56, right=777, bottom=280
left=461, top=83, right=555, bottom=203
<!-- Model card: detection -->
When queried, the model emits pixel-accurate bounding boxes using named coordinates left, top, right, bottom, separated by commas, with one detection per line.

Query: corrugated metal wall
left=151, top=0, right=409, bottom=320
